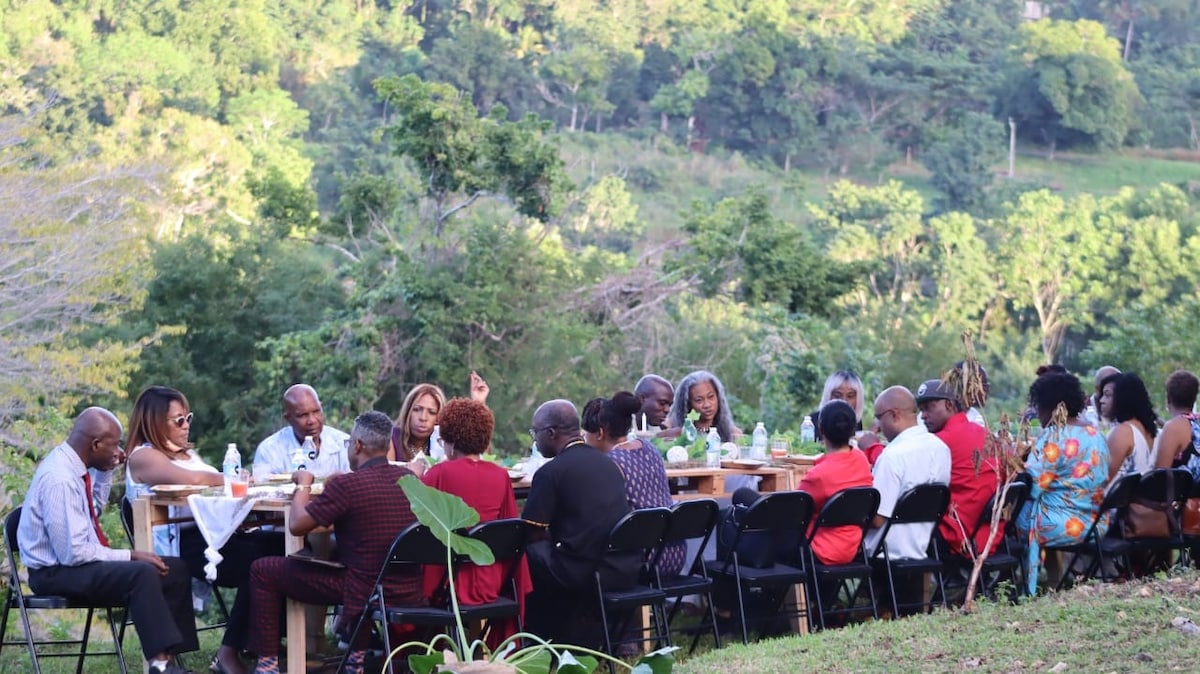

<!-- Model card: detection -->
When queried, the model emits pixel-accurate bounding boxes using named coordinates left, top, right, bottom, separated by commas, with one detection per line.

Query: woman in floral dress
left=1016, top=371, right=1111, bottom=595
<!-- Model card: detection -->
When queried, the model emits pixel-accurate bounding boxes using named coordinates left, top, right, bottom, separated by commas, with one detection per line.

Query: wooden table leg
left=130, top=497, right=155, bottom=555
left=284, top=513, right=306, bottom=674
left=785, top=583, right=809, bottom=635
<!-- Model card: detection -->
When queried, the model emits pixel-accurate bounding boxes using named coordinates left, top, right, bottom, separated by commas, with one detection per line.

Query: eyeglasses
left=873, top=408, right=899, bottom=423
left=169, top=412, right=194, bottom=428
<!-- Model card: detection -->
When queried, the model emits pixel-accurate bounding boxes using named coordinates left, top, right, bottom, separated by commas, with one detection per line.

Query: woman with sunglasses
left=125, top=385, right=281, bottom=674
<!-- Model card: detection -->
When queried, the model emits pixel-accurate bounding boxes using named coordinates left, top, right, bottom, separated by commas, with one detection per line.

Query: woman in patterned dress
left=581, top=391, right=686, bottom=577
left=1015, top=371, right=1111, bottom=595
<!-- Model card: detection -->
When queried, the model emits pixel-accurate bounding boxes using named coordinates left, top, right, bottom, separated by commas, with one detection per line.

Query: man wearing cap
left=916, top=379, right=997, bottom=561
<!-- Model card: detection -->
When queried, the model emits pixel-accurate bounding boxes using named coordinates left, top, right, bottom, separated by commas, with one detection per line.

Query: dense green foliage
left=0, top=0, right=1198, bottom=475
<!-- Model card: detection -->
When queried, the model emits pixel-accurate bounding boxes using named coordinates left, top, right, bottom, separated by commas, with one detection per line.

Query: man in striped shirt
left=17, top=407, right=198, bottom=674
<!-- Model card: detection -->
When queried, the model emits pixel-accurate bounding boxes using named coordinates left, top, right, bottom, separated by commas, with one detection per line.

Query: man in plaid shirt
left=246, top=411, right=421, bottom=674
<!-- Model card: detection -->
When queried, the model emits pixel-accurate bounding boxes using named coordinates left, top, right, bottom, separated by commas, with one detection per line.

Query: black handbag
left=716, top=494, right=777, bottom=568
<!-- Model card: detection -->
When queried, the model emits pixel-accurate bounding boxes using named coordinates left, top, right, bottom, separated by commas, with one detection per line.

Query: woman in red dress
left=421, top=397, right=531, bottom=644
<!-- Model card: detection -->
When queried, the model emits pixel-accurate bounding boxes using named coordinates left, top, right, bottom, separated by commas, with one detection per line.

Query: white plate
left=150, top=484, right=205, bottom=497
left=729, top=459, right=767, bottom=469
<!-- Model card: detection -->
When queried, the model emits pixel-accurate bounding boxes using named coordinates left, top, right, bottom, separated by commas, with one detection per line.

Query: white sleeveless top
left=125, top=445, right=218, bottom=556
left=1115, top=424, right=1154, bottom=478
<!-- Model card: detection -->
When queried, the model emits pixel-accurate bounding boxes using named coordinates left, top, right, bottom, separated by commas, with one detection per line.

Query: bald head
left=1094, top=366, right=1120, bottom=395
left=68, top=407, right=124, bottom=470
left=873, top=386, right=918, bottom=441
left=531, top=399, right=581, bottom=458
left=635, top=375, right=674, bottom=427
left=283, top=384, right=326, bottom=443
left=284, top=384, right=320, bottom=409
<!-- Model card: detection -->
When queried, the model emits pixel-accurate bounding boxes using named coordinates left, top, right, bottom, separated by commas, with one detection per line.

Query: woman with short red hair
left=420, top=397, right=530, bottom=643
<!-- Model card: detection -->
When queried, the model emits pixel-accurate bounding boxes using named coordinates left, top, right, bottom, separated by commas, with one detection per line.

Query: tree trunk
left=1008, top=118, right=1017, bottom=178
left=1123, top=19, right=1135, bottom=61
left=569, top=104, right=578, bottom=132
left=686, top=115, right=695, bottom=147
left=660, top=111, right=668, bottom=133
left=1047, top=137, right=1056, bottom=162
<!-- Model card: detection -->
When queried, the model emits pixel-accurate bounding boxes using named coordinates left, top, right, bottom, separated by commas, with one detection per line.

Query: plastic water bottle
left=682, top=417, right=698, bottom=443
left=429, top=425, right=444, bottom=460
left=222, top=443, right=240, bottom=497
left=527, top=442, right=545, bottom=478
left=752, top=422, right=768, bottom=460
left=800, top=416, right=816, bottom=444
left=1084, top=404, right=1099, bottom=428
left=705, top=428, right=721, bottom=468
left=291, top=437, right=311, bottom=473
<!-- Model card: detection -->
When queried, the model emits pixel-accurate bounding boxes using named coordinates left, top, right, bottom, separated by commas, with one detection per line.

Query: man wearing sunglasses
left=252, top=384, right=350, bottom=478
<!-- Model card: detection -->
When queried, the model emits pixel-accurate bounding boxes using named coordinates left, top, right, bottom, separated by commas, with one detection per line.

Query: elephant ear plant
left=389, top=475, right=677, bottom=674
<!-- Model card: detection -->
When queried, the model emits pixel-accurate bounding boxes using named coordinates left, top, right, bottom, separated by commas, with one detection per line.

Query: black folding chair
left=595, top=508, right=671, bottom=672
left=870, top=484, right=951, bottom=617
left=339, top=523, right=450, bottom=674
left=456, top=519, right=528, bottom=638
left=804, top=487, right=880, bottom=630
left=651, top=499, right=721, bottom=654
left=1047, top=472, right=1140, bottom=590
left=119, top=497, right=230, bottom=634
left=958, top=478, right=1031, bottom=602
left=704, top=491, right=814, bottom=645
left=1183, top=475, right=1200, bottom=568
left=0, top=507, right=129, bottom=674
left=1123, top=468, right=1194, bottom=573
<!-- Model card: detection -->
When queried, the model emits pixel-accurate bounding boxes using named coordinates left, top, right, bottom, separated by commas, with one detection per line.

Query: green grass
left=555, top=133, right=1200, bottom=237
left=674, top=572, right=1200, bottom=673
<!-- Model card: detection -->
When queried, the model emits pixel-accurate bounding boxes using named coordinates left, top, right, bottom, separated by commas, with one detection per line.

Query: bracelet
left=295, top=484, right=312, bottom=491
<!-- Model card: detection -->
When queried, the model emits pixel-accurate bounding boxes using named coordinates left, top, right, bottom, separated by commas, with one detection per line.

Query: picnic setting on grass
left=8, top=347, right=1200, bottom=674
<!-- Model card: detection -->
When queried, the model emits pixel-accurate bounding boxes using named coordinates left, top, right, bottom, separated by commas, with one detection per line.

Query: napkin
left=186, top=493, right=268, bottom=581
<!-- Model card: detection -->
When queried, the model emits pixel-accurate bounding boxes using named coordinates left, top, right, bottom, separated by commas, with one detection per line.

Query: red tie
left=82, top=472, right=110, bottom=547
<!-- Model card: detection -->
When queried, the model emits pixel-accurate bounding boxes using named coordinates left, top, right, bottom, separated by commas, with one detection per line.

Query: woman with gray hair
left=664, top=370, right=742, bottom=442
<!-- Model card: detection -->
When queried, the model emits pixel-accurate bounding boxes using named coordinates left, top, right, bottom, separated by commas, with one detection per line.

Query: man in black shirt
left=522, top=399, right=637, bottom=645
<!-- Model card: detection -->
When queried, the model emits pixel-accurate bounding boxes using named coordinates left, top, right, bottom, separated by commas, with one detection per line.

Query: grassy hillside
left=557, top=133, right=1200, bottom=236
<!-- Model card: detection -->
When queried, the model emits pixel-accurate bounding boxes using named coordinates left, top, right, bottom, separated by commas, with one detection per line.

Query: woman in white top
left=125, top=386, right=280, bottom=674
left=1099, top=373, right=1160, bottom=480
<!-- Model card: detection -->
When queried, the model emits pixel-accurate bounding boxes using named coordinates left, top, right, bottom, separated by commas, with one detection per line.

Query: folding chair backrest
left=808, top=487, right=880, bottom=536
left=3, top=507, right=22, bottom=586
left=1101, top=472, right=1142, bottom=511
left=465, top=518, right=528, bottom=563
left=663, top=499, right=719, bottom=545
left=971, top=479, right=1030, bottom=537
left=120, top=497, right=134, bottom=542
left=387, top=523, right=448, bottom=566
left=739, top=490, right=814, bottom=533
left=606, top=508, right=670, bottom=555
left=1132, top=468, right=1193, bottom=507
left=888, top=484, right=951, bottom=525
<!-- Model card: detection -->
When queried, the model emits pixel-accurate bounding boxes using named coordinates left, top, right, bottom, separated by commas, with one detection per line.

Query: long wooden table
left=512, top=464, right=807, bottom=500
left=131, top=494, right=311, bottom=674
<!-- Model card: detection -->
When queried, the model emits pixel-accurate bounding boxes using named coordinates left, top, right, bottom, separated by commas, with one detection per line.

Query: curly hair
left=437, top=398, right=494, bottom=456
left=817, top=400, right=857, bottom=447
left=581, top=391, right=641, bottom=439
left=127, top=385, right=192, bottom=451
left=1107, top=373, right=1159, bottom=439
left=1166, top=370, right=1199, bottom=410
left=394, top=383, right=446, bottom=460
left=1028, top=371, right=1086, bottom=420
left=667, top=370, right=738, bottom=441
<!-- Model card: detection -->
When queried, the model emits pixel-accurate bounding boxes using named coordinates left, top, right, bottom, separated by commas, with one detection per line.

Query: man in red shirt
left=915, top=380, right=998, bottom=559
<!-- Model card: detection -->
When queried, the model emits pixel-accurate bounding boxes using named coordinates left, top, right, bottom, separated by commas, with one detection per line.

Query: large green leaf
left=510, top=650, right=554, bottom=674
left=556, top=651, right=598, bottom=674
left=408, top=651, right=445, bottom=674
left=631, top=647, right=678, bottom=674
left=399, top=475, right=495, bottom=565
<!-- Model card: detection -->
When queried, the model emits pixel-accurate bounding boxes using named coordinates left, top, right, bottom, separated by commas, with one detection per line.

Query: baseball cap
left=915, top=379, right=957, bottom=404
